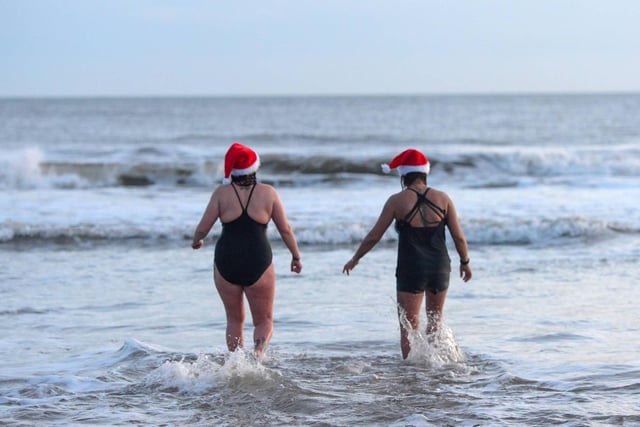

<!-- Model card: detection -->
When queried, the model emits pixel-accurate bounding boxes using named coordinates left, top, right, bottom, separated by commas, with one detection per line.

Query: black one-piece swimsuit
left=214, top=184, right=272, bottom=286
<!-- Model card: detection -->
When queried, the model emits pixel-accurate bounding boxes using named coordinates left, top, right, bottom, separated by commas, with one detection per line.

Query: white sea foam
left=144, top=353, right=222, bottom=393
left=144, top=349, right=281, bottom=394
left=390, top=414, right=432, bottom=427
left=0, top=147, right=45, bottom=189
left=0, top=206, right=628, bottom=246
left=28, top=374, right=114, bottom=395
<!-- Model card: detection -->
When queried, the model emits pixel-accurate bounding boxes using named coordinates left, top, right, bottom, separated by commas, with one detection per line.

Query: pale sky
left=2, top=0, right=640, bottom=97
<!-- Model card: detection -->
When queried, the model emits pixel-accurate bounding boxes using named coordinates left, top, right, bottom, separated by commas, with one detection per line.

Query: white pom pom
left=222, top=177, right=231, bottom=184
left=381, top=164, right=391, bottom=174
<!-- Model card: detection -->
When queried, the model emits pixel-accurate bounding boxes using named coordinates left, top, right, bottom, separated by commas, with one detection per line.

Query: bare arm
left=445, top=196, right=472, bottom=282
left=270, top=189, right=302, bottom=273
left=343, top=197, right=396, bottom=275
left=191, top=189, right=220, bottom=249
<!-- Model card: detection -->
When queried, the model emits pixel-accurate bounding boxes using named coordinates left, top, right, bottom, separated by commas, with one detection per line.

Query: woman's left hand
left=291, top=259, right=302, bottom=274
left=460, top=264, right=472, bottom=282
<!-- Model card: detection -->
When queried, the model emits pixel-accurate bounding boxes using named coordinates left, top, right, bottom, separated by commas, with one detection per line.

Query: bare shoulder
left=212, top=183, right=231, bottom=197
left=383, top=191, right=408, bottom=216
left=386, top=190, right=406, bottom=206
left=427, top=187, right=451, bottom=201
left=392, top=188, right=412, bottom=200
left=256, top=182, right=275, bottom=190
left=255, top=182, right=277, bottom=196
left=253, top=183, right=280, bottom=204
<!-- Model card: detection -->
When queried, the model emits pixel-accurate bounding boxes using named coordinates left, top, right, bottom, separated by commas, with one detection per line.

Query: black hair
left=231, top=173, right=257, bottom=187
left=402, top=172, right=427, bottom=188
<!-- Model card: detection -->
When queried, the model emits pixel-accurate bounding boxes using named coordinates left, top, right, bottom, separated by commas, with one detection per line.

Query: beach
left=1, top=94, right=639, bottom=426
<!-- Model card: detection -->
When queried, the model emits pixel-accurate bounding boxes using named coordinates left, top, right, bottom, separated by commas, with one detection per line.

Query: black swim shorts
left=396, top=272, right=450, bottom=294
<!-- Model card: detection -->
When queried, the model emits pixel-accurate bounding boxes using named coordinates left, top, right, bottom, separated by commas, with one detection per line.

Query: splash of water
left=143, top=349, right=282, bottom=394
left=2, top=147, right=44, bottom=189
left=389, top=414, right=432, bottom=427
left=398, top=308, right=466, bottom=367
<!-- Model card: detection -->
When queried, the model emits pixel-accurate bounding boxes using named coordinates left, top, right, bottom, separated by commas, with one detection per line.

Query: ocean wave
left=1, top=216, right=634, bottom=247
left=464, top=216, right=627, bottom=246
left=0, top=152, right=371, bottom=189
left=0, top=221, right=187, bottom=245
left=0, top=307, right=52, bottom=316
left=1, top=145, right=638, bottom=190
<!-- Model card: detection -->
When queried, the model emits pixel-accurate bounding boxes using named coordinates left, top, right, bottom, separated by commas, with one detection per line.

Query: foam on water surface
left=144, top=349, right=283, bottom=395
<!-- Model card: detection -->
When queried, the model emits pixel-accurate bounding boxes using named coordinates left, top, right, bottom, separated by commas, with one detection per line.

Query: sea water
left=1, top=95, right=639, bottom=425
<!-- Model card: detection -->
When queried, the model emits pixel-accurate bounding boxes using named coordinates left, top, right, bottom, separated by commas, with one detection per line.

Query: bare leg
left=244, top=264, right=276, bottom=359
left=214, top=266, right=245, bottom=352
left=396, top=291, right=424, bottom=359
left=425, top=289, right=447, bottom=334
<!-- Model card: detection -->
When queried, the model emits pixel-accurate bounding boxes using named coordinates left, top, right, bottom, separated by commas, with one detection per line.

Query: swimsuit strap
left=245, top=183, right=257, bottom=211
left=230, top=183, right=257, bottom=213
left=403, top=188, right=428, bottom=223
left=404, top=188, right=446, bottom=223
left=422, top=190, right=446, bottom=218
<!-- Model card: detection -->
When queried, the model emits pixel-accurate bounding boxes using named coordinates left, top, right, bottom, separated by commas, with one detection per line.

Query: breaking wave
left=1, top=145, right=638, bottom=190
left=1, top=215, right=635, bottom=247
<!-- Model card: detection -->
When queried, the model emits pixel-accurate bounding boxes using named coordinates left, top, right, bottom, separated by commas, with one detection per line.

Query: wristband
left=460, top=258, right=470, bottom=266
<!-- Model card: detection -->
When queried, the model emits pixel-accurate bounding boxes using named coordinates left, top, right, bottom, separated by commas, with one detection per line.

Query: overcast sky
left=2, top=0, right=639, bottom=97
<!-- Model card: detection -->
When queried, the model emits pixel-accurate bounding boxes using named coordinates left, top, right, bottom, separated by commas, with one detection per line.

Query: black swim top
left=214, top=183, right=273, bottom=286
left=395, top=188, right=451, bottom=276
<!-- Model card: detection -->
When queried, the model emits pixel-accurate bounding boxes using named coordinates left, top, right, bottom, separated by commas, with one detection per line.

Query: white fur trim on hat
left=397, top=163, right=430, bottom=176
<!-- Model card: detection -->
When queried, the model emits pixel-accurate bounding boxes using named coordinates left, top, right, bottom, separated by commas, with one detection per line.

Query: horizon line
left=1, top=89, right=639, bottom=100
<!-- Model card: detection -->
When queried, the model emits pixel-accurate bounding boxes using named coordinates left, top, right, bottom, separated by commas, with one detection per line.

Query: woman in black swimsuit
left=192, top=143, right=302, bottom=359
left=343, top=149, right=472, bottom=359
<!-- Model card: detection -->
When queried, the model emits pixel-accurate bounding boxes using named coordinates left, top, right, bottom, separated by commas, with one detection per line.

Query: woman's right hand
left=192, top=239, right=203, bottom=250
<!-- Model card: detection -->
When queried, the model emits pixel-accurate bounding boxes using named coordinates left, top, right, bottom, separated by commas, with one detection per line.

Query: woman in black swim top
left=343, top=149, right=472, bottom=359
left=192, top=143, right=302, bottom=359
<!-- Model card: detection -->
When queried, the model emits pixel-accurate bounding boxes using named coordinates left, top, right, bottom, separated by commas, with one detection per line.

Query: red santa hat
left=381, top=148, right=430, bottom=176
left=223, top=142, right=260, bottom=183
